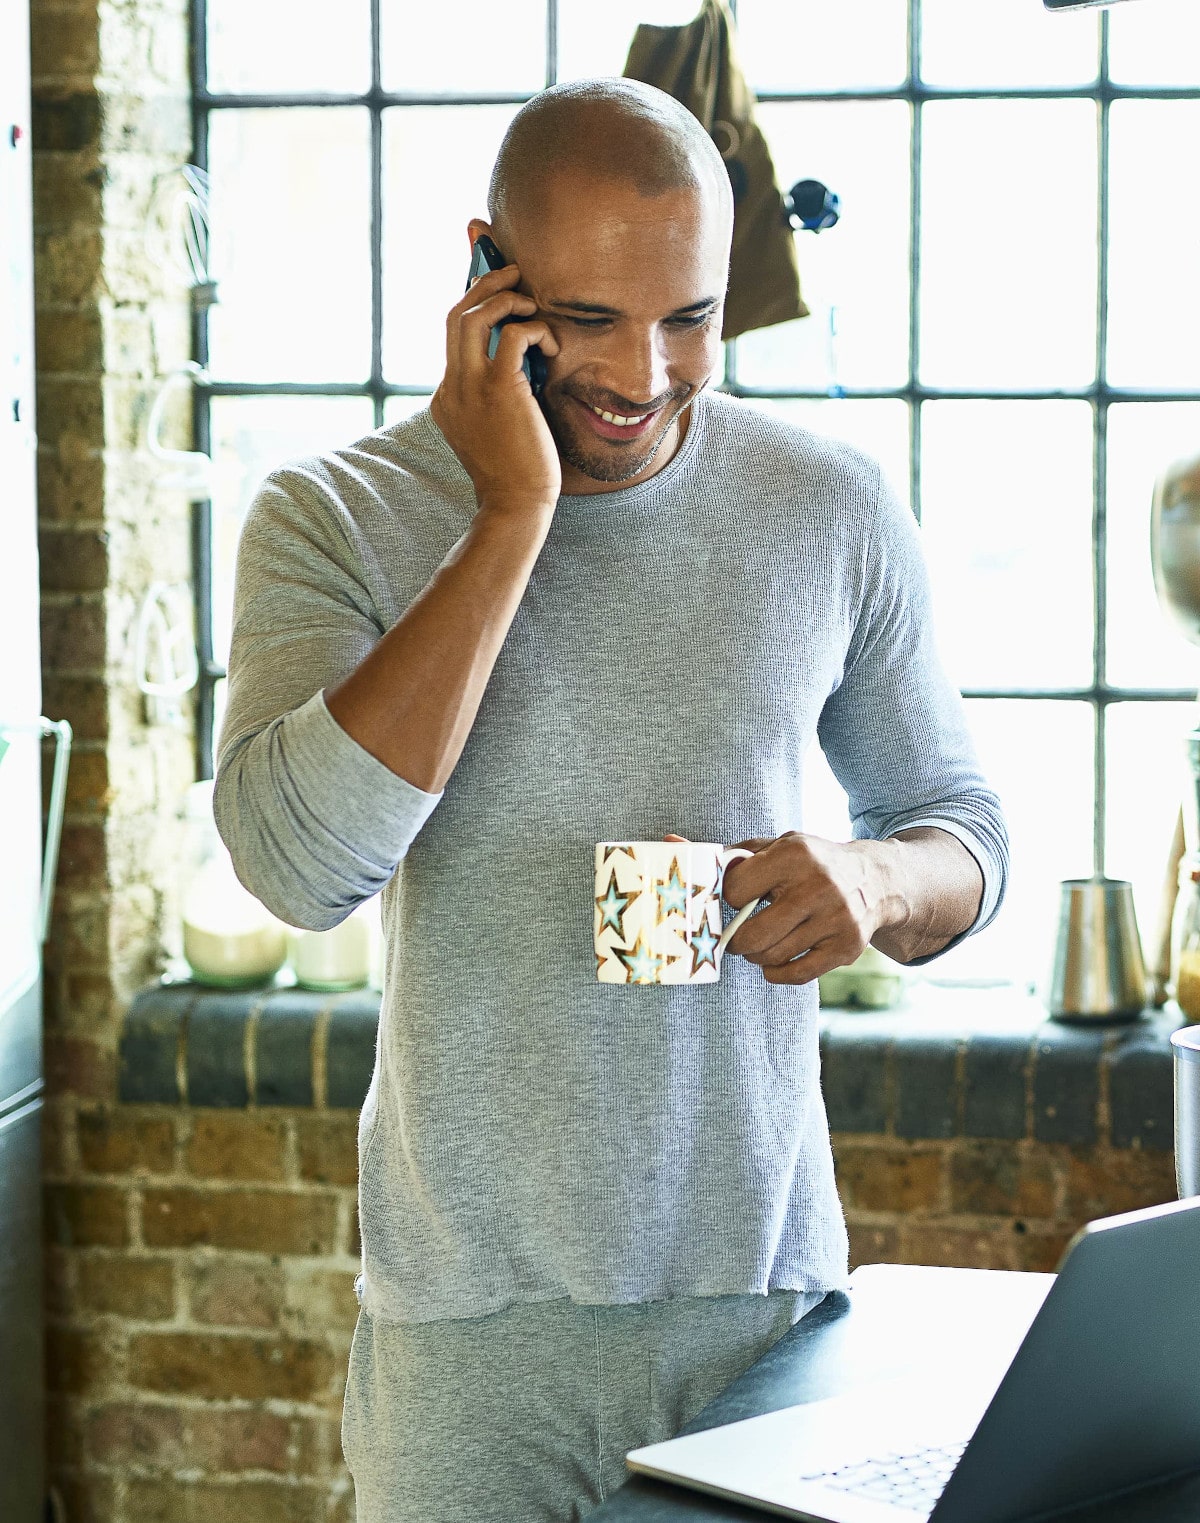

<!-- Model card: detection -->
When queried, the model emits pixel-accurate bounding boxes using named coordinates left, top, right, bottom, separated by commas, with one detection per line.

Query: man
left=215, top=79, right=1007, bottom=1523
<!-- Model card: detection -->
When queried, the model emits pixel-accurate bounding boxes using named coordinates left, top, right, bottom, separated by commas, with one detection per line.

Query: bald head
left=488, top=79, right=732, bottom=246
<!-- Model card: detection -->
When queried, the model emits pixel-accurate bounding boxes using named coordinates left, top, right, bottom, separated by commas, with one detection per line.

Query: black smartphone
left=465, top=233, right=547, bottom=399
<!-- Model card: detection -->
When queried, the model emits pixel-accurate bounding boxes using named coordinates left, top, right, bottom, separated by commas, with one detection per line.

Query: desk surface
left=591, top=1264, right=1200, bottom=1523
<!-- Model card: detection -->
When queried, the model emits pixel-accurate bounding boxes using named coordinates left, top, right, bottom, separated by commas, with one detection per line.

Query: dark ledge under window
left=117, top=981, right=1183, bottom=1153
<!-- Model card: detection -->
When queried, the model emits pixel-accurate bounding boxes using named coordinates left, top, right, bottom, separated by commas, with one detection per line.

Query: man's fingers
left=727, top=838, right=773, bottom=854
left=490, top=316, right=559, bottom=377
left=459, top=260, right=520, bottom=306
left=747, top=918, right=864, bottom=971
left=761, top=936, right=853, bottom=986
left=722, top=848, right=784, bottom=910
left=445, top=263, right=519, bottom=376
left=723, top=897, right=789, bottom=958
left=460, top=291, right=541, bottom=368
left=446, top=266, right=524, bottom=378
left=728, top=906, right=818, bottom=963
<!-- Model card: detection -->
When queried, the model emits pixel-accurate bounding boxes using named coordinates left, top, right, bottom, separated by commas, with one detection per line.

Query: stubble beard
left=542, top=390, right=687, bottom=486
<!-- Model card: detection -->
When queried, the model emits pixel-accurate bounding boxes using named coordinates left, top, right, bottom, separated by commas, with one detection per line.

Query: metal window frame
left=191, top=0, right=1200, bottom=881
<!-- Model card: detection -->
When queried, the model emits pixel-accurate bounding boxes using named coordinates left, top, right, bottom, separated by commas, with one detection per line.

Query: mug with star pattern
left=594, top=841, right=763, bottom=985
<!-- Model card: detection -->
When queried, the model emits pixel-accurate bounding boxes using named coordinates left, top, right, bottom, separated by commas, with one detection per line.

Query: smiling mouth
left=573, top=395, right=669, bottom=442
left=589, top=404, right=650, bottom=426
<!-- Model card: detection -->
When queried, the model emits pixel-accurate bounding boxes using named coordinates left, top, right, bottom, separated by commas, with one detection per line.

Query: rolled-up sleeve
left=213, top=472, right=442, bottom=931
left=817, top=469, right=1009, bottom=960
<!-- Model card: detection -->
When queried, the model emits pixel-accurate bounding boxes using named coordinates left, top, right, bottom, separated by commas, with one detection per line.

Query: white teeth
left=591, top=404, right=648, bottom=426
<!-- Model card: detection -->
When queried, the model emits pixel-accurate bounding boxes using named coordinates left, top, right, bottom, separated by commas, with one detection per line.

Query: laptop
left=626, top=1196, right=1200, bottom=1522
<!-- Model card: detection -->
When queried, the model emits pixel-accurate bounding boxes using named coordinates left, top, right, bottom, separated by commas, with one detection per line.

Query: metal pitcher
left=1048, top=878, right=1147, bottom=1022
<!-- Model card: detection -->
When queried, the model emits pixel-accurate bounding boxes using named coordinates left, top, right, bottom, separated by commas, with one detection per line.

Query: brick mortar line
left=50, top=1095, right=81, bottom=1176
left=42, top=666, right=125, bottom=681
left=312, top=1005, right=332, bottom=1110
left=282, top=1112, right=304, bottom=1185
left=169, top=994, right=189, bottom=1103
left=881, top=1035, right=896, bottom=1137
left=1022, top=1032, right=1038, bottom=1139
left=48, top=1318, right=357, bottom=1354
left=64, top=1244, right=361, bottom=1262
left=88, top=1177, right=356, bottom=1194
left=55, top=1159, right=360, bottom=1190
left=242, top=1000, right=260, bottom=1106
left=1096, top=1030, right=1115, bottom=1146
left=333, top=1193, right=355, bottom=1263
left=844, top=1207, right=1079, bottom=1227
left=952, top=1035, right=967, bottom=1143
left=84, top=1465, right=336, bottom=1484
left=57, top=1394, right=346, bottom=1415
left=47, top=1318, right=356, bottom=1356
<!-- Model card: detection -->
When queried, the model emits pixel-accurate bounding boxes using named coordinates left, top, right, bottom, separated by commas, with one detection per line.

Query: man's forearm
left=324, top=503, right=553, bottom=795
left=865, top=826, right=985, bottom=964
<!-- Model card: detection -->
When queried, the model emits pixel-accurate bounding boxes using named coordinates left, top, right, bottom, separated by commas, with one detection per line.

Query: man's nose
left=605, top=326, right=671, bottom=406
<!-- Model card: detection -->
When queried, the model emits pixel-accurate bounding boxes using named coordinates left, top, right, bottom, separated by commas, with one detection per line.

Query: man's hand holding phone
left=327, top=248, right=564, bottom=796
left=431, top=252, right=562, bottom=523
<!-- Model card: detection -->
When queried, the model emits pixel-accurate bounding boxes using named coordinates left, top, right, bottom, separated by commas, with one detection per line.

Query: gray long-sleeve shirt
left=215, top=390, right=1008, bottom=1324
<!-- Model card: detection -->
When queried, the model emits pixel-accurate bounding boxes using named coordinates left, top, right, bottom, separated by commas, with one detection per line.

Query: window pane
left=920, top=401, right=1094, bottom=689
left=921, top=0, right=1099, bottom=89
left=1105, top=401, right=1200, bottom=690
left=384, top=395, right=433, bottom=425
left=557, top=0, right=699, bottom=83
left=737, top=102, right=910, bottom=392
left=805, top=741, right=852, bottom=844
left=1107, top=102, right=1200, bottom=392
left=207, top=110, right=371, bottom=382
left=206, top=0, right=369, bottom=94
left=1108, top=0, right=1200, bottom=87
left=920, top=100, right=1097, bottom=391
left=209, top=396, right=377, bottom=666
left=746, top=397, right=910, bottom=503
left=925, top=700, right=1094, bottom=991
left=381, top=1, right=545, bottom=93
left=1105, top=700, right=1194, bottom=964
left=738, top=0, right=908, bottom=92
left=382, top=105, right=519, bottom=388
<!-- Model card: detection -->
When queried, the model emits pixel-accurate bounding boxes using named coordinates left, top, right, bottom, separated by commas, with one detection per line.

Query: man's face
left=489, top=172, right=730, bottom=495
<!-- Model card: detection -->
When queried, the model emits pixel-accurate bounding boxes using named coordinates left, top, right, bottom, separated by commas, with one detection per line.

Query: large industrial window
left=192, top=0, right=1200, bottom=989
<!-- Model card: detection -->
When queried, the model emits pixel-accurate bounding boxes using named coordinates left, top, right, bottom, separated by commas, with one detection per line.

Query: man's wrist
left=474, top=492, right=558, bottom=531
left=854, top=836, right=911, bottom=946
left=866, top=827, right=984, bottom=964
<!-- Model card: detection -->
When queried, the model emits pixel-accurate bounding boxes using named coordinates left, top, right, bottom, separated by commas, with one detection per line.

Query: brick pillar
left=31, top=0, right=195, bottom=1515
left=33, top=0, right=194, bottom=1063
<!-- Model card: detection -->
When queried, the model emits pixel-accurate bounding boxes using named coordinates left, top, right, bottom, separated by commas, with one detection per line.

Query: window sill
left=819, top=982, right=1183, bottom=1151
left=118, top=978, right=1186, bottom=1151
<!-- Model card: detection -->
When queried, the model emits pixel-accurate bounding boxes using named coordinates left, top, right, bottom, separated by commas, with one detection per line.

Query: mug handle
left=716, top=847, right=763, bottom=954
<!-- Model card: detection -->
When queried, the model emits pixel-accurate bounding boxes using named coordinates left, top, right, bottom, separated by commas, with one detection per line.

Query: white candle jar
left=289, top=910, right=371, bottom=992
left=179, top=780, right=288, bottom=988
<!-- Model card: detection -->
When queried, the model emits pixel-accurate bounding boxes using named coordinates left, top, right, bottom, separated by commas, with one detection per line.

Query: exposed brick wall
left=33, top=0, right=194, bottom=1099
left=45, top=1103, right=359, bottom=1521
left=822, top=993, right=1181, bottom=1276
left=837, top=1134, right=1176, bottom=1275
left=30, top=0, right=216, bottom=1516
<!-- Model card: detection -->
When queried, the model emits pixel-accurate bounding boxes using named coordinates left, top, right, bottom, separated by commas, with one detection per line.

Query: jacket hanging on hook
left=623, top=0, right=809, bottom=341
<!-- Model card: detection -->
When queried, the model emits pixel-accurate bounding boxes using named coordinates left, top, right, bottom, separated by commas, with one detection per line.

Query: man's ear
left=467, top=216, right=494, bottom=251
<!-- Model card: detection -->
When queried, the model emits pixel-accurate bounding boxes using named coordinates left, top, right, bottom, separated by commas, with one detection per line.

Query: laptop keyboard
left=799, top=1439, right=967, bottom=1511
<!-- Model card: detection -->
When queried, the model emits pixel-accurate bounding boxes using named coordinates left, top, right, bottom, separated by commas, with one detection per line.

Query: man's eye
left=567, top=317, right=611, bottom=329
left=669, top=312, right=714, bottom=329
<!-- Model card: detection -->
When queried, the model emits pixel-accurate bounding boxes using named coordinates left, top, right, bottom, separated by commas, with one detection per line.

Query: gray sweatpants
left=341, top=1289, right=826, bottom=1523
